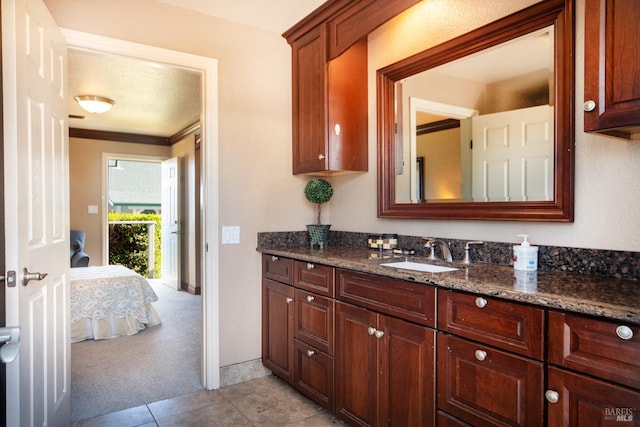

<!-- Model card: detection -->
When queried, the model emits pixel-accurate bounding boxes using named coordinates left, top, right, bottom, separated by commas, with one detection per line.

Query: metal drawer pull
left=475, top=297, right=488, bottom=308
left=306, top=263, right=314, bottom=270
left=545, top=390, right=559, bottom=403
left=616, top=325, right=633, bottom=340
left=474, top=350, right=487, bottom=361
left=285, top=297, right=293, bottom=304
left=374, top=330, right=384, bottom=339
left=367, top=327, right=376, bottom=336
left=271, top=255, right=279, bottom=261
left=306, top=295, right=315, bottom=302
left=306, top=350, right=315, bottom=357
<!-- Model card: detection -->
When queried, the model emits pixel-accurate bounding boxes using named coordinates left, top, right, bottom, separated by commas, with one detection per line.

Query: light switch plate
left=222, top=226, right=240, bottom=244
left=88, top=205, right=99, bottom=214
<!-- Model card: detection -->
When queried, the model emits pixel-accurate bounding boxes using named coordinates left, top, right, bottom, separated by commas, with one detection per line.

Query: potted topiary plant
left=304, top=178, right=333, bottom=248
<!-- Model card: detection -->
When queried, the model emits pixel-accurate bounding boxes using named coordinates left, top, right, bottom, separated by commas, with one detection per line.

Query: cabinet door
left=584, top=0, right=640, bottom=137
left=437, top=333, right=544, bottom=427
left=547, top=366, right=640, bottom=426
left=294, top=339, right=335, bottom=412
left=378, top=315, right=436, bottom=426
left=262, top=278, right=295, bottom=384
left=295, top=288, right=335, bottom=355
left=336, top=302, right=378, bottom=426
left=291, top=26, right=327, bottom=174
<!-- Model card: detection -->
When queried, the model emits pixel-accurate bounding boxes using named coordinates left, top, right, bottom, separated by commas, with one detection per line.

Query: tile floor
left=71, top=375, right=345, bottom=426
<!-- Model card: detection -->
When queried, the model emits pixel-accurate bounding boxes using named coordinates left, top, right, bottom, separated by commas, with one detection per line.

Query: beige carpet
left=71, top=281, right=203, bottom=422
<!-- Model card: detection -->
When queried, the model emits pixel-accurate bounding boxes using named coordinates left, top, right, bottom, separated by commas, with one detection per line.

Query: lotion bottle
left=513, top=235, right=538, bottom=271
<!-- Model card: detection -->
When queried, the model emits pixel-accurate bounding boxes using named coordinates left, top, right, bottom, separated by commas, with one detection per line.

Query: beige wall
left=69, top=138, right=171, bottom=263
left=51, top=0, right=639, bottom=373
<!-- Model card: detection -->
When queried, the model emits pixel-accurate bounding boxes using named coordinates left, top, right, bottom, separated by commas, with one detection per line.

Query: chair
left=70, top=230, right=90, bottom=267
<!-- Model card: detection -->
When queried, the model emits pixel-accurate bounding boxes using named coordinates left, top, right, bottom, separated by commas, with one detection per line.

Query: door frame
left=63, top=29, right=220, bottom=389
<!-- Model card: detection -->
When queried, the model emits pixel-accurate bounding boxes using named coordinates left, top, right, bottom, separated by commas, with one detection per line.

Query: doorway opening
left=65, top=29, right=220, bottom=420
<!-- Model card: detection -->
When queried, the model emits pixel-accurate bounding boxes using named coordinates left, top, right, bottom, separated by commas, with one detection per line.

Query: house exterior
left=3, top=0, right=639, bottom=423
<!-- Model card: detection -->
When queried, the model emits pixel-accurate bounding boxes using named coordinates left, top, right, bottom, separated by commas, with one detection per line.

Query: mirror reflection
left=395, top=26, right=554, bottom=204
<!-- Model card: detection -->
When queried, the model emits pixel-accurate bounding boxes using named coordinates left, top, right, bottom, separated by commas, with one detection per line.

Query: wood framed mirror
left=377, top=0, right=574, bottom=221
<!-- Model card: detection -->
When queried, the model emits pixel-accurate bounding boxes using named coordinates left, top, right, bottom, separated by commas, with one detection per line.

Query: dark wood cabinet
left=284, top=0, right=423, bottom=175
left=290, top=31, right=368, bottom=175
left=262, top=254, right=293, bottom=284
left=261, top=278, right=295, bottom=385
left=584, top=0, right=640, bottom=139
left=548, top=311, right=640, bottom=390
left=438, top=290, right=545, bottom=360
left=437, top=333, right=544, bottom=427
left=336, top=301, right=436, bottom=426
left=294, top=260, right=335, bottom=297
left=294, top=338, right=335, bottom=411
left=546, top=366, right=640, bottom=426
left=546, top=311, right=640, bottom=425
left=294, top=288, right=334, bottom=355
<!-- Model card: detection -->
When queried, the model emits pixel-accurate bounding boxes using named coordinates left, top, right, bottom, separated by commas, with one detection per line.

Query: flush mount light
left=74, top=95, right=115, bottom=114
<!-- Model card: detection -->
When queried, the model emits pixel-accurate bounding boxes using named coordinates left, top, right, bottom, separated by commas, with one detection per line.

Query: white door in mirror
left=382, top=261, right=458, bottom=273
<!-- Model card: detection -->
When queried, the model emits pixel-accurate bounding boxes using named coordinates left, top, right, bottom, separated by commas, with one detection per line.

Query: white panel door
left=472, top=105, right=553, bottom=202
left=161, top=157, right=180, bottom=290
left=2, top=0, right=70, bottom=426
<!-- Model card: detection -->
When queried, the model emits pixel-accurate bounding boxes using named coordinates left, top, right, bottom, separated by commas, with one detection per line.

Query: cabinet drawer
left=547, top=366, right=640, bottom=427
left=337, top=269, right=436, bottom=327
left=438, top=290, right=544, bottom=360
left=548, top=311, right=640, bottom=390
left=294, top=260, right=334, bottom=297
left=295, top=288, right=335, bottom=355
left=294, top=339, right=335, bottom=412
left=262, top=254, right=293, bottom=284
left=437, top=333, right=544, bottom=427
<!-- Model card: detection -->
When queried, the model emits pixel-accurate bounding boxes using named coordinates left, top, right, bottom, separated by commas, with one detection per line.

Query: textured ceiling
left=67, top=0, right=326, bottom=138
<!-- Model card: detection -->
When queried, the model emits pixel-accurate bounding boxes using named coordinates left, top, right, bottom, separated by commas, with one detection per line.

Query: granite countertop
left=257, top=246, right=640, bottom=325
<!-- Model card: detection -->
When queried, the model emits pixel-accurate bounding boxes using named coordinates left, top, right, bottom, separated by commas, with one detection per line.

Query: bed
left=70, top=265, right=162, bottom=343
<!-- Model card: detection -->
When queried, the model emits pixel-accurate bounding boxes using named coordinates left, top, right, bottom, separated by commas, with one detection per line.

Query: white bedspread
left=70, top=265, right=162, bottom=343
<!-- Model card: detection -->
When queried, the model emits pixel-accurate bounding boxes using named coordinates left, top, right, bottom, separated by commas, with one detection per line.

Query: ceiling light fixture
left=74, top=95, right=115, bottom=114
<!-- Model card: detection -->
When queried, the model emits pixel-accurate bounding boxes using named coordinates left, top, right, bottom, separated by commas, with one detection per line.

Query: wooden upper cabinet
left=584, top=0, right=640, bottom=139
left=290, top=30, right=368, bottom=175
left=284, top=0, right=421, bottom=175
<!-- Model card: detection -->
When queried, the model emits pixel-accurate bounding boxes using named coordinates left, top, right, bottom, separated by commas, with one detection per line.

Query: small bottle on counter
left=513, top=235, right=538, bottom=271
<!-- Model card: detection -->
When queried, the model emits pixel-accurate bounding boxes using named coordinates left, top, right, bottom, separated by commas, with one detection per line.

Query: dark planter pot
left=306, top=224, right=331, bottom=248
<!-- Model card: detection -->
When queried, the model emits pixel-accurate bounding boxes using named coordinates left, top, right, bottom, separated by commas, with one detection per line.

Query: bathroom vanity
left=259, top=246, right=639, bottom=426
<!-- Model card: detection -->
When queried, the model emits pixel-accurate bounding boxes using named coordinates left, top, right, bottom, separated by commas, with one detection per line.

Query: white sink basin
left=382, top=261, right=459, bottom=273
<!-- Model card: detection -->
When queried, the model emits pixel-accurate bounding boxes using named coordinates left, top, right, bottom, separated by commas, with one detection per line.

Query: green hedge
left=108, top=212, right=161, bottom=278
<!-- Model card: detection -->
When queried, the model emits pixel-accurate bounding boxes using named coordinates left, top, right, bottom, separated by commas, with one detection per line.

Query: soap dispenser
left=513, top=235, right=538, bottom=271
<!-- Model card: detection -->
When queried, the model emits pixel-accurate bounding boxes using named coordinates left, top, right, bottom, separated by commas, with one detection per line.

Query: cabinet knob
left=286, top=297, right=293, bottom=304
left=474, top=349, right=487, bottom=361
left=545, top=390, right=560, bottom=403
left=306, top=350, right=315, bottom=357
left=271, top=255, right=279, bottom=261
left=374, top=330, right=384, bottom=339
left=584, top=100, right=596, bottom=112
left=475, top=297, right=488, bottom=308
left=306, top=295, right=315, bottom=302
left=306, top=263, right=314, bottom=270
left=616, top=325, right=634, bottom=340
left=318, top=154, right=325, bottom=160
left=367, top=327, right=377, bottom=336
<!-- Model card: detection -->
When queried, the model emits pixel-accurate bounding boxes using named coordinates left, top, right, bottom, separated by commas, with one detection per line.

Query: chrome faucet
left=423, top=238, right=453, bottom=263
left=462, top=241, right=484, bottom=264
